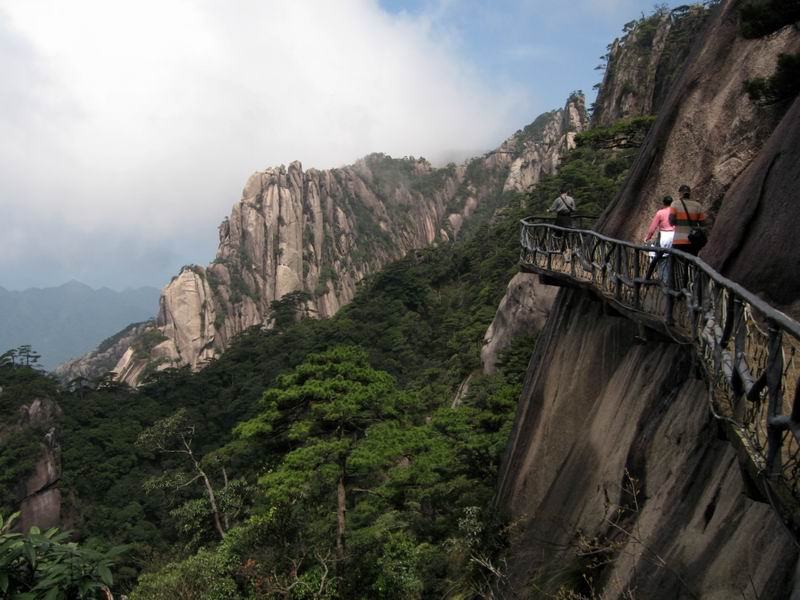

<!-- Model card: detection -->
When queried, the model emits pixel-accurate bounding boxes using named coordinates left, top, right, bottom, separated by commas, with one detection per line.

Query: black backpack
left=679, top=198, right=708, bottom=250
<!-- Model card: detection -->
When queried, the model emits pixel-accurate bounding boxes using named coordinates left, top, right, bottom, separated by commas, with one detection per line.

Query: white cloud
left=0, top=0, right=530, bottom=289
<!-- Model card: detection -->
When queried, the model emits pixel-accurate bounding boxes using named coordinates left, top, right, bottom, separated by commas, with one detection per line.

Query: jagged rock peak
left=503, top=93, right=589, bottom=193
left=60, top=95, right=584, bottom=386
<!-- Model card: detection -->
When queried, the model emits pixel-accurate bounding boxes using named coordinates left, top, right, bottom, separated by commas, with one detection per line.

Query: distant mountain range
left=0, top=281, right=160, bottom=370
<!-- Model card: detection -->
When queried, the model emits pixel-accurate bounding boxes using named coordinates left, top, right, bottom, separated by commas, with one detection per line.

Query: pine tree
left=236, top=346, right=401, bottom=573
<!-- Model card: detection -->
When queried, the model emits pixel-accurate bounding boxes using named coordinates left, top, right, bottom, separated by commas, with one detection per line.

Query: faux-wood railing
left=520, top=217, right=800, bottom=532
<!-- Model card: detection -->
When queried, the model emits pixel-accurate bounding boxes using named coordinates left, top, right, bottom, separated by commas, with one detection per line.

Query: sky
left=0, top=0, right=678, bottom=292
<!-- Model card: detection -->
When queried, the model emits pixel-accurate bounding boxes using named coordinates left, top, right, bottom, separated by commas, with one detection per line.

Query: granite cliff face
left=701, top=97, right=800, bottom=313
left=592, top=5, right=708, bottom=128
left=480, top=273, right=557, bottom=375
left=0, top=396, right=62, bottom=533
left=60, top=96, right=587, bottom=386
left=498, top=290, right=798, bottom=598
left=498, top=1, right=800, bottom=596
left=503, top=94, right=588, bottom=194
left=598, top=0, right=800, bottom=278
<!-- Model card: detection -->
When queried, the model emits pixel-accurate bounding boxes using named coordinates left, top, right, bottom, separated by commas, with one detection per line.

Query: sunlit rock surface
left=480, top=273, right=557, bottom=375
left=58, top=95, right=586, bottom=386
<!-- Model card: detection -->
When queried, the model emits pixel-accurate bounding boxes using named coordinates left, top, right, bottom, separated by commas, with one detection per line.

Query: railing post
left=791, top=376, right=800, bottom=429
left=732, top=299, right=745, bottom=420
left=569, top=232, right=577, bottom=277
left=600, top=243, right=607, bottom=291
left=615, top=245, right=623, bottom=302
left=765, top=324, right=785, bottom=477
left=691, top=267, right=703, bottom=339
left=633, top=249, right=641, bottom=308
left=520, top=224, right=526, bottom=264
left=720, top=292, right=736, bottom=348
left=665, top=253, right=675, bottom=326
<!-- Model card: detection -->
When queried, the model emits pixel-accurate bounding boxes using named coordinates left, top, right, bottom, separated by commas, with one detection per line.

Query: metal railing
left=520, top=217, right=800, bottom=526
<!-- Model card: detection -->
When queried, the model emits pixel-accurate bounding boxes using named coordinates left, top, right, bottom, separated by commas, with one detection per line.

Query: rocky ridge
left=61, top=95, right=588, bottom=386
left=54, top=321, right=152, bottom=382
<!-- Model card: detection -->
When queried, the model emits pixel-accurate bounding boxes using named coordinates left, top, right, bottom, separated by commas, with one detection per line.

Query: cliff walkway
left=520, top=217, right=800, bottom=533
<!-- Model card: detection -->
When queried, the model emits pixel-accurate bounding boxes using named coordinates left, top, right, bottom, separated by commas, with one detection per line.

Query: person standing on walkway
left=549, top=188, right=577, bottom=228
left=645, top=195, right=676, bottom=248
left=671, top=184, right=707, bottom=256
left=644, top=196, right=676, bottom=280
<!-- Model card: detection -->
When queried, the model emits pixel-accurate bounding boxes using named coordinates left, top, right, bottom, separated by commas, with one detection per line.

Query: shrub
left=0, top=513, right=126, bottom=599
left=744, top=52, right=800, bottom=105
left=132, top=329, right=169, bottom=361
left=130, top=549, right=238, bottom=600
left=740, top=0, right=800, bottom=38
left=0, top=431, right=41, bottom=515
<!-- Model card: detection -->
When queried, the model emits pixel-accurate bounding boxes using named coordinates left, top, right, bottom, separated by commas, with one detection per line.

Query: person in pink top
left=644, top=196, right=675, bottom=281
left=645, top=195, right=675, bottom=246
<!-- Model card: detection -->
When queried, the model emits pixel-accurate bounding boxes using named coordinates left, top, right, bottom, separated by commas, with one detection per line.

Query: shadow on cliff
left=498, top=289, right=799, bottom=598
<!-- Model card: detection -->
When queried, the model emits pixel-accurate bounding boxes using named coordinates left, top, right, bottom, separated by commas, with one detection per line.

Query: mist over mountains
left=0, top=280, right=159, bottom=370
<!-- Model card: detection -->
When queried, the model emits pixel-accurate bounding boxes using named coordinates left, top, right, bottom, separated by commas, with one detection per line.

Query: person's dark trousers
left=678, top=243, right=699, bottom=256
left=553, top=214, right=573, bottom=252
left=554, top=214, right=573, bottom=229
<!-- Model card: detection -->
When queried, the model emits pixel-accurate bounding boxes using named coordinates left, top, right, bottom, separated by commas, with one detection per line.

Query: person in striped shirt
left=671, top=184, right=707, bottom=256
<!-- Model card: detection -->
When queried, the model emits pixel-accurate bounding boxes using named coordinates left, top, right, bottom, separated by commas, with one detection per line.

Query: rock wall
left=498, top=290, right=798, bottom=598
left=480, top=273, right=557, bottom=375
left=1, top=397, right=62, bottom=532
left=592, top=6, right=709, bottom=128
left=701, top=97, right=800, bottom=313
left=63, top=95, right=587, bottom=386
left=598, top=1, right=800, bottom=249
left=498, top=1, right=800, bottom=596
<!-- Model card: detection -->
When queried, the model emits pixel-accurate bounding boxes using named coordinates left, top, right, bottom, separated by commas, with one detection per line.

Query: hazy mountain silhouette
left=0, top=280, right=159, bottom=370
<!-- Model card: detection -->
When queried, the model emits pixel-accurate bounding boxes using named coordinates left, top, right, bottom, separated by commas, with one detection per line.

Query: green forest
left=0, top=113, right=645, bottom=599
